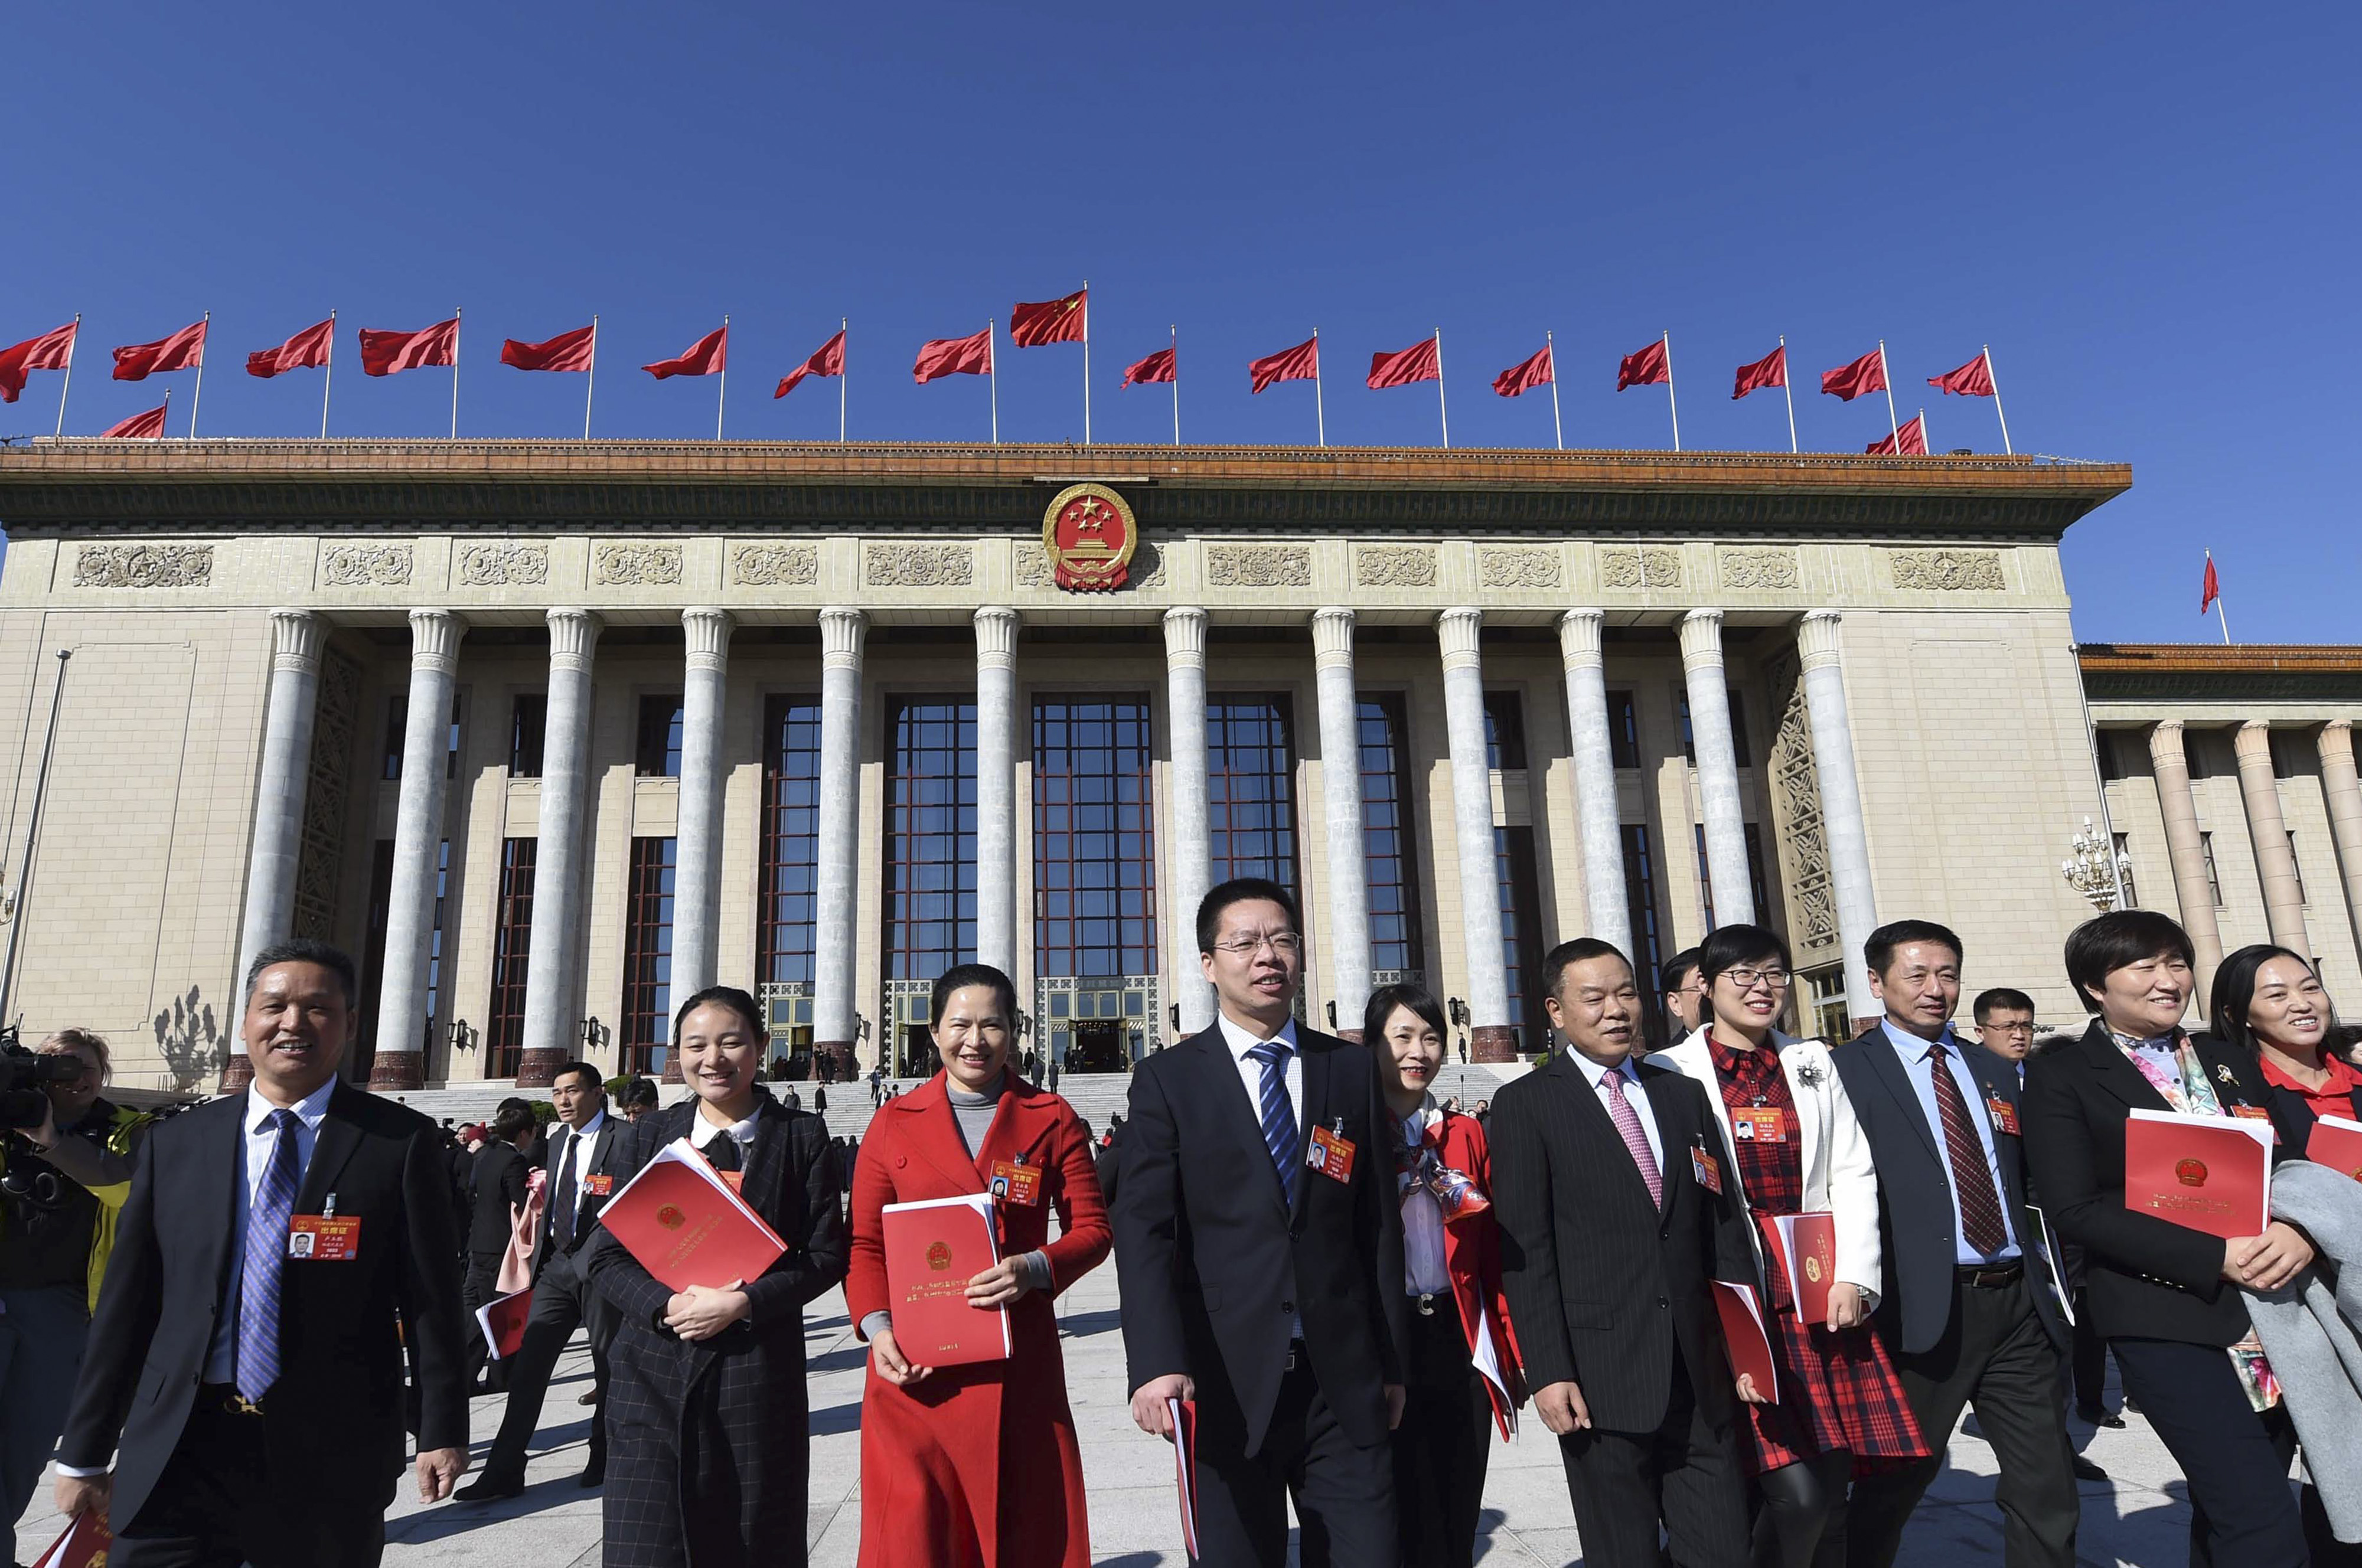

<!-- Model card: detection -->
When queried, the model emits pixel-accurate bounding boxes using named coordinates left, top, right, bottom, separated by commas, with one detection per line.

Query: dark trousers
left=2109, top=1336, right=2316, bottom=1568
left=1555, top=1355, right=1751, bottom=1568
left=482, top=1245, right=617, bottom=1481
left=1390, top=1302, right=1494, bottom=1568
left=1846, top=1273, right=2077, bottom=1568
left=112, top=1394, right=383, bottom=1568
left=458, top=1249, right=507, bottom=1390
left=1195, top=1354, right=1398, bottom=1568
left=2066, top=1291, right=2108, bottom=1413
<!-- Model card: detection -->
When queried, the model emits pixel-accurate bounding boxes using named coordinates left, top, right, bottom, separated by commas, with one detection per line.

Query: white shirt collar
left=244, top=1075, right=337, bottom=1136
left=690, top=1108, right=759, bottom=1149
left=1399, top=1091, right=1441, bottom=1144
left=569, top=1108, right=609, bottom=1144
left=1216, top=1011, right=1301, bottom=1063
left=1569, top=1050, right=1645, bottom=1093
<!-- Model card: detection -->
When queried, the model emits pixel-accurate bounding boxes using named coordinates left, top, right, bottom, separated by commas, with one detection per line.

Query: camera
left=1, top=1030, right=81, bottom=1131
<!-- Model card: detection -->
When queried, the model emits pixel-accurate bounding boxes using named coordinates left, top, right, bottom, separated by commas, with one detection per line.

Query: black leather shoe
left=578, top=1389, right=599, bottom=1406
left=455, top=1473, right=526, bottom=1502
left=2076, top=1404, right=2127, bottom=1429
left=577, top=1461, right=605, bottom=1488
left=2071, top=1455, right=2109, bottom=1482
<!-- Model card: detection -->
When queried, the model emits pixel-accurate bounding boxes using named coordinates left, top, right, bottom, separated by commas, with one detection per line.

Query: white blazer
left=1656, top=1028, right=1883, bottom=1298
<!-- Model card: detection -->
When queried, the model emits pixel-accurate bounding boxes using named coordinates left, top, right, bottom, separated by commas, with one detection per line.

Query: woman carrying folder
left=846, top=962, right=1111, bottom=1568
left=2211, top=944, right=2362, bottom=1160
left=585, top=986, right=849, bottom=1568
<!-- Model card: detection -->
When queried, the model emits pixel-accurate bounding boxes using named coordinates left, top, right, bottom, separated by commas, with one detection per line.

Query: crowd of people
left=9, top=880, right=2362, bottom=1566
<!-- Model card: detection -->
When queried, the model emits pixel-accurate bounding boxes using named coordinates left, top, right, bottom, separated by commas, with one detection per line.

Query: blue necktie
left=1247, top=1041, right=1301, bottom=1207
left=237, top=1109, right=301, bottom=1402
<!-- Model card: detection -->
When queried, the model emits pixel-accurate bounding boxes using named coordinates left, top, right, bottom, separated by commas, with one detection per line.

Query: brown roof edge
left=2078, top=643, right=2362, bottom=675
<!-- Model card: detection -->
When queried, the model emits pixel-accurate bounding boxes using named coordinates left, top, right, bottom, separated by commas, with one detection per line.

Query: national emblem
left=1042, top=481, right=1137, bottom=592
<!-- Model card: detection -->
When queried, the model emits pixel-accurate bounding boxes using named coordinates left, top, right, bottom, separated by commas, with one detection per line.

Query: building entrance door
left=1071, top=1020, right=1128, bottom=1072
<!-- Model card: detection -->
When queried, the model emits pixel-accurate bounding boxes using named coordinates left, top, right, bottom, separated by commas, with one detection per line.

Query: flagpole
left=1547, top=331, right=1562, bottom=450
left=584, top=315, right=598, bottom=439
left=1433, top=329, right=1448, bottom=449
left=321, top=311, right=336, bottom=439
left=1919, top=407, right=1930, bottom=455
left=2210, top=550, right=2232, bottom=643
left=451, top=308, right=462, bottom=440
left=1878, top=339, right=1898, bottom=445
left=988, top=320, right=999, bottom=445
left=54, top=314, right=79, bottom=439
left=839, top=318, right=849, bottom=444
left=1662, top=331, right=1681, bottom=452
left=1313, top=328, right=1325, bottom=449
left=1170, top=325, right=1180, bottom=447
left=188, top=312, right=210, bottom=439
left=1779, top=335, right=1797, bottom=453
left=1081, top=280, right=1091, bottom=447
left=1983, top=345, right=2012, bottom=455
left=162, top=387, right=173, bottom=437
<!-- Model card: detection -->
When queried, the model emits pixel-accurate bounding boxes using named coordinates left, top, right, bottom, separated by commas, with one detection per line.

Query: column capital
left=682, top=606, right=735, bottom=672
left=1796, top=609, right=1844, bottom=671
left=2149, top=717, right=2185, bottom=740
left=1556, top=607, right=1604, bottom=668
left=2322, top=719, right=2356, bottom=764
left=1677, top=607, right=1725, bottom=670
left=1163, top=606, right=1208, bottom=669
left=974, top=605, right=1020, bottom=669
left=819, top=606, right=869, bottom=670
left=1312, top=607, right=1356, bottom=669
left=406, top=607, right=466, bottom=673
left=2234, top=718, right=2275, bottom=763
left=546, top=607, right=603, bottom=671
left=268, top=607, right=324, bottom=674
left=1437, top=606, right=1483, bottom=672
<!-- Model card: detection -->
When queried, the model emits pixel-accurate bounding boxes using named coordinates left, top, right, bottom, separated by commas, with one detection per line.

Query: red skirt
left=1742, top=1217, right=1930, bottom=1475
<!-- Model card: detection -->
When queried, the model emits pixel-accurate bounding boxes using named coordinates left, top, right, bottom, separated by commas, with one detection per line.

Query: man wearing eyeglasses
left=1113, top=876, right=1409, bottom=1568
left=1973, top=989, right=2039, bottom=1082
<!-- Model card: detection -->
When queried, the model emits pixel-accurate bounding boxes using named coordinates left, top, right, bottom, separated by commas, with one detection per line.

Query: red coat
left=1423, top=1106, right=1528, bottom=1434
left=846, top=1073, right=1111, bottom=1568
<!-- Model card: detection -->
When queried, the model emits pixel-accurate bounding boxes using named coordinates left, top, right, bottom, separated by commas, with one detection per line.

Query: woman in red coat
left=1368, top=982, right=1525, bottom=1568
left=846, top=962, right=1112, bottom=1567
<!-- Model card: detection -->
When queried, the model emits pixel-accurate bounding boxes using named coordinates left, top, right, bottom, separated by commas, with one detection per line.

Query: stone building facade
left=0, top=440, right=2190, bottom=1090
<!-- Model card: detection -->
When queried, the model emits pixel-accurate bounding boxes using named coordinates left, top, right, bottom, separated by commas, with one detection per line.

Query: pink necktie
left=1604, top=1070, right=1663, bottom=1210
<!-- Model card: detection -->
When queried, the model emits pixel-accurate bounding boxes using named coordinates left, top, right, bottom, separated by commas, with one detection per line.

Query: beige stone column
left=2235, top=721, right=2311, bottom=956
left=2319, top=721, right=2362, bottom=953
left=2146, top=722, right=2224, bottom=1010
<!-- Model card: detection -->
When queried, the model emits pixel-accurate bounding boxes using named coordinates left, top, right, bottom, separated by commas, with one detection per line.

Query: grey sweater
left=2249, top=1159, right=2362, bottom=1541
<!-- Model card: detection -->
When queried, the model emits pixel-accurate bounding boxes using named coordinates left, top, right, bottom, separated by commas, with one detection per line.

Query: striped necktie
left=1246, top=1041, right=1301, bottom=1207
left=237, top=1109, right=301, bottom=1402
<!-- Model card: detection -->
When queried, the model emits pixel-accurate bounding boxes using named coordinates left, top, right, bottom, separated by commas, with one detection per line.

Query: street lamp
left=2061, top=817, right=2132, bottom=913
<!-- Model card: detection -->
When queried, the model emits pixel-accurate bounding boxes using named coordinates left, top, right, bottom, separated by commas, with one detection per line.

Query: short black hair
left=2063, top=910, right=2196, bottom=1013
left=1196, top=877, right=1300, bottom=954
left=1364, top=982, right=1447, bottom=1046
left=550, top=1060, right=604, bottom=1093
left=672, top=985, right=766, bottom=1041
left=618, top=1077, right=661, bottom=1110
left=930, top=963, right=1019, bottom=1030
left=243, top=938, right=359, bottom=1010
left=1542, top=937, right=1633, bottom=1001
left=1659, top=948, right=1701, bottom=994
left=490, top=1105, right=536, bottom=1141
left=1972, top=987, right=2035, bottom=1024
left=1865, top=920, right=1964, bottom=977
left=2207, top=944, right=2316, bottom=1059
left=1696, top=923, right=1790, bottom=987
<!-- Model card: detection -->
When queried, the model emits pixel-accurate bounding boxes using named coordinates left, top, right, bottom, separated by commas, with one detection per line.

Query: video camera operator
left=2, top=1028, right=149, bottom=1540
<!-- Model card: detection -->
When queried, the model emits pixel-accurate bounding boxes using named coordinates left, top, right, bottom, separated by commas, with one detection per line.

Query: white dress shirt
left=1216, top=1010, right=1304, bottom=1338
left=1397, top=1096, right=1453, bottom=1296
left=1571, top=1050, right=1664, bottom=1175
left=558, top=1108, right=609, bottom=1232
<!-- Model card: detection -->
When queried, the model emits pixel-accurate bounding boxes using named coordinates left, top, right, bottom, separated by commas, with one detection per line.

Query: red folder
left=1709, top=1280, right=1777, bottom=1401
left=2125, top=1108, right=2272, bottom=1240
left=598, top=1138, right=788, bottom=1293
left=2308, top=1116, right=2362, bottom=1184
left=33, top=1513, right=111, bottom=1568
left=1772, top=1211, right=1839, bottom=1324
left=880, top=1194, right=1011, bottom=1366
left=475, top=1285, right=534, bottom=1360
left=1169, top=1396, right=1200, bottom=1557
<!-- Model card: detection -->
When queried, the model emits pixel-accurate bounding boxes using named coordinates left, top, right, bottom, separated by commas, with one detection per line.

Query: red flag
left=1617, top=338, right=1669, bottom=390
left=501, top=325, right=596, bottom=373
left=0, top=322, right=77, bottom=403
left=247, top=318, right=334, bottom=378
left=2201, top=557, right=2221, bottom=615
left=1928, top=352, right=1995, bottom=397
left=1009, top=289, right=1087, bottom=348
left=1493, top=344, right=1552, bottom=398
left=1123, top=345, right=1176, bottom=387
left=644, top=325, right=727, bottom=380
left=112, top=319, right=206, bottom=381
left=102, top=403, right=169, bottom=439
left=1249, top=335, right=1319, bottom=394
left=1732, top=345, right=1787, bottom=400
left=1366, top=337, right=1440, bottom=390
left=358, top=319, right=458, bottom=377
left=1821, top=348, right=1887, bottom=401
left=914, top=328, right=992, bottom=384
left=775, top=329, right=846, bottom=398
left=1865, top=414, right=1927, bottom=455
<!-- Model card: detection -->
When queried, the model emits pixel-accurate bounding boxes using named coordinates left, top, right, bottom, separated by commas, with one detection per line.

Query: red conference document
left=1770, top=1211, right=1839, bottom=1324
left=475, top=1285, right=534, bottom=1360
left=1169, top=1397, right=1200, bottom=1557
left=2307, top=1116, right=2362, bottom=1184
left=599, top=1139, right=788, bottom=1293
left=2125, top=1108, right=2272, bottom=1240
left=1709, top=1280, right=1777, bottom=1401
left=33, top=1513, right=111, bottom=1568
left=879, top=1193, right=1010, bottom=1367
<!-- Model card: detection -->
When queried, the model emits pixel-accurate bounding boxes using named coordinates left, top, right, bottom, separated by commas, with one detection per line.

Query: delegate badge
left=990, top=1158, right=1042, bottom=1207
left=585, top=1173, right=615, bottom=1197
left=288, top=1214, right=361, bottom=1261
left=1731, top=1107, right=1788, bottom=1144
left=1691, top=1145, right=1724, bottom=1195
left=1986, top=1097, right=2021, bottom=1136
left=1305, top=1123, right=1357, bottom=1183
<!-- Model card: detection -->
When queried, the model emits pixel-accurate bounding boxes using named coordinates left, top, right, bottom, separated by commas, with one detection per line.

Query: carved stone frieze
left=71, top=544, right=213, bottom=588
left=1766, top=658, right=1838, bottom=958
left=1207, top=544, right=1312, bottom=588
left=593, top=543, right=683, bottom=586
left=455, top=543, right=549, bottom=586
left=1889, top=549, right=2005, bottom=591
left=1717, top=547, right=1799, bottom=590
left=1477, top=548, right=1560, bottom=589
left=291, top=645, right=362, bottom=943
left=729, top=544, right=818, bottom=587
left=1354, top=545, right=1438, bottom=589
left=1598, top=546, right=1681, bottom=590
left=1017, top=540, right=1163, bottom=590
left=320, top=543, right=413, bottom=587
left=863, top=543, right=974, bottom=588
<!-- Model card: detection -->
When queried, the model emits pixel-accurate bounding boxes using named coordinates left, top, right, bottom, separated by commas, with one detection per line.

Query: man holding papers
left=1834, top=922, right=2077, bottom=1568
left=1490, top=939, right=1759, bottom=1568
left=585, top=986, right=846, bottom=1568
left=2022, top=911, right=2317, bottom=1568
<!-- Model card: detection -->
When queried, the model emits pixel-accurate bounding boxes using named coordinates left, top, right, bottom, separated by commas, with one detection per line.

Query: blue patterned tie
left=237, top=1109, right=301, bottom=1402
left=1246, top=1041, right=1301, bottom=1207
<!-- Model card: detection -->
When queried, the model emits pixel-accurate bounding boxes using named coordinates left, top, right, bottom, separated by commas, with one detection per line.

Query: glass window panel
left=1358, top=693, right=1425, bottom=974
left=623, top=836, right=678, bottom=1074
left=759, top=698, right=823, bottom=986
left=1034, top=697, right=1158, bottom=979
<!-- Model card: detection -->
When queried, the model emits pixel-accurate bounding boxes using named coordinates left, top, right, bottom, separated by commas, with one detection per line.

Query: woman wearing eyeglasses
left=1657, top=924, right=1927, bottom=1567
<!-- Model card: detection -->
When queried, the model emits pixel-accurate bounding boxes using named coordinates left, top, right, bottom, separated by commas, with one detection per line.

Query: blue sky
left=6, top=1, right=2354, bottom=641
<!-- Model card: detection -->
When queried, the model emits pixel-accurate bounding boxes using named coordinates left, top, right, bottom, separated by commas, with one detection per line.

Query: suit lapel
left=295, top=1084, right=365, bottom=1214
left=1553, top=1053, right=1660, bottom=1220
left=739, top=1100, right=790, bottom=1220
left=903, top=1080, right=988, bottom=1194
left=201, top=1097, right=247, bottom=1315
left=1852, top=1028, right=1943, bottom=1162
left=2077, top=1020, right=2174, bottom=1112
left=1192, top=1028, right=1291, bottom=1223
left=1291, top=1036, right=1335, bottom=1223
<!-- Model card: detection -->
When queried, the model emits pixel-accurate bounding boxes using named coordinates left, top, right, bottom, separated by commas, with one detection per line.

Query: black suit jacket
left=57, top=1082, right=467, bottom=1531
left=1489, top=1050, right=1754, bottom=1433
left=2020, top=1019, right=2279, bottom=1346
left=1112, top=1023, right=1408, bottom=1456
left=466, top=1139, right=529, bottom=1254
left=1832, top=1025, right=2066, bottom=1357
left=539, top=1114, right=628, bottom=1262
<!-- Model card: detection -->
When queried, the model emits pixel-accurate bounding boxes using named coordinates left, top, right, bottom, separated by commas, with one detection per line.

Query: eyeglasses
left=1722, top=966, right=1792, bottom=993
left=1213, top=933, right=1303, bottom=957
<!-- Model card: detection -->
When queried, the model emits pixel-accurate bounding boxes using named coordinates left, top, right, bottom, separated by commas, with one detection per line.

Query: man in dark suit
left=1492, top=938, right=1757, bottom=1568
left=49, top=939, right=468, bottom=1567
left=1114, top=876, right=1408, bottom=1568
left=459, top=1060, right=627, bottom=1498
left=459, top=1103, right=534, bottom=1390
left=1832, top=921, right=2078, bottom=1568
